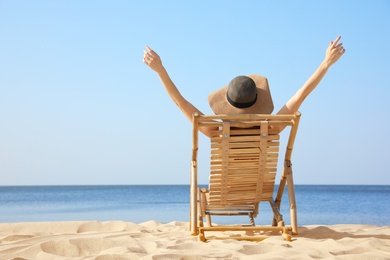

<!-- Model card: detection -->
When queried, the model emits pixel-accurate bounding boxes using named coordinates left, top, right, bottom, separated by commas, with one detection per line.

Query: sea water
left=0, top=185, right=389, bottom=226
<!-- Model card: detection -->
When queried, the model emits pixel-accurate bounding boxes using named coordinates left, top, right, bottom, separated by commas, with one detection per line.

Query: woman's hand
left=143, top=46, right=164, bottom=73
left=324, top=36, right=346, bottom=68
left=276, top=36, right=346, bottom=121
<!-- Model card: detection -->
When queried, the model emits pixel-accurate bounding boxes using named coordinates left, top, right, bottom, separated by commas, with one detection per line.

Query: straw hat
left=208, top=74, right=274, bottom=115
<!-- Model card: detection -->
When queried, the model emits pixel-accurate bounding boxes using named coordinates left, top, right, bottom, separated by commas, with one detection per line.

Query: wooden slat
left=207, top=118, right=287, bottom=212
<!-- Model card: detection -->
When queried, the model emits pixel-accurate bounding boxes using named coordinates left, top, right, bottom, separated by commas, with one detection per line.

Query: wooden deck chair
left=190, top=112, right=301, bottom=242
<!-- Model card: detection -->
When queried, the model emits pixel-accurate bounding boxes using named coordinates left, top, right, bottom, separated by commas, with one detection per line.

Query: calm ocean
left=0, top=185, right=389, bottom=226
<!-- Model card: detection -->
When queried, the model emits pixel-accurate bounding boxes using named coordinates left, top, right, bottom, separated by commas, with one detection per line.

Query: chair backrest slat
left=208, top=120, right=280, bottom=207
left=193, top=113, right=301, bottom=211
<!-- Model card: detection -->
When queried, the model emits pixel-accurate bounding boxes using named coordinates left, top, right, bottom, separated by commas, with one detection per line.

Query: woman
left=143, top=36, right=345, bottom=137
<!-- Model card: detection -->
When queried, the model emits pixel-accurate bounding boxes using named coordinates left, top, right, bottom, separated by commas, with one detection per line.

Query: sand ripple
left=0, top=221, right=389, bottom=259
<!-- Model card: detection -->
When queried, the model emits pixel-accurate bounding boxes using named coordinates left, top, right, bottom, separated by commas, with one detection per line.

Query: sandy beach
left=0, top=221, right=389, bottom=259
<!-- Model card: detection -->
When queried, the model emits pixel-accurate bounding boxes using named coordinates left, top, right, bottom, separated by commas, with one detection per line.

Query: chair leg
left=206, top=214, right=212, bottom=227
left=282, top=227, right=292, bottom=241
left=285, top=161, right=298, bottom=235
left=269, top=200, right=284, bottom=227
left=200, top=188, right=212, bottom=227
left=197, top=188, right=204, bottom=228
left=248, top=212, right=255, bottom=226
left=190, top=162, right=198, bottom=235
left=198, top=228, right=207, bottom=242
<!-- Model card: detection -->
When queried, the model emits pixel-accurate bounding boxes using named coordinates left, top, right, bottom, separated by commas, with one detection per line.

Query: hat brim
left=208, top=74, right=274, bottom=115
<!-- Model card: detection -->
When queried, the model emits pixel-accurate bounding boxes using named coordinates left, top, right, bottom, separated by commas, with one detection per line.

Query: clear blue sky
left=1, top=1, right=389, bottom=185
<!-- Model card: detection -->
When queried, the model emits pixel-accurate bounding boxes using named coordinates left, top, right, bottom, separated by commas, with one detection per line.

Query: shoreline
left=1, top=221, right=389, bottom=259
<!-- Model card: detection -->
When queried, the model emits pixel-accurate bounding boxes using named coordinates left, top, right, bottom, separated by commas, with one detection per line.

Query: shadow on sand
left=298, top=226, right=390, bottom=240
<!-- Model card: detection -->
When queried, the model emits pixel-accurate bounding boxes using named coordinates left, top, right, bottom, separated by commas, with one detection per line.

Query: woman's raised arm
left=277, top=36, right=346, bottom=116
left=143, top=46, right=216, bottom=137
